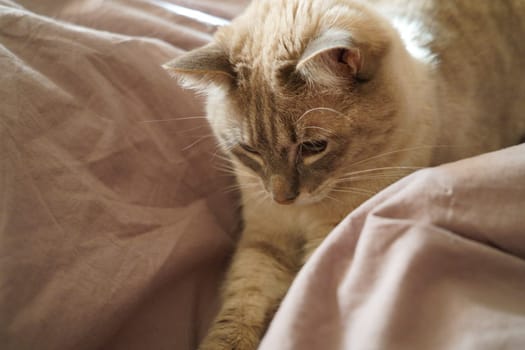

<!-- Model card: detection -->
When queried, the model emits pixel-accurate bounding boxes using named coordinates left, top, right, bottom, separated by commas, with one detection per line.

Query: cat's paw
left=198, top=321, right=260, bottom=350
left=198, top=334, right=259, bottom=350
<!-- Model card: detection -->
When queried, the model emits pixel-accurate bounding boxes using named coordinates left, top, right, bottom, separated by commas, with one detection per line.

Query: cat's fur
left=164, top=0, right=525, bottom=349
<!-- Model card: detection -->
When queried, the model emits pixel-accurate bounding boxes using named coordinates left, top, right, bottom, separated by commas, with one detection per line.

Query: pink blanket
left=1, top=1, right=246, bottom=349
left=261, top=144, right=525, bottom=350
left=1, top=1, right=524, bottom=350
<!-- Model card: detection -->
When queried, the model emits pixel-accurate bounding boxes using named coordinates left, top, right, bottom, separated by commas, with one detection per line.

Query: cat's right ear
left=163, top=43, right=235, bottom=91
left=296, top=29, right=389, bottom=87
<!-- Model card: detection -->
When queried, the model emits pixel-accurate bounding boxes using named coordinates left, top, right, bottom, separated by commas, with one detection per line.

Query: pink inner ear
left=340, top=48, right=361, bottom=76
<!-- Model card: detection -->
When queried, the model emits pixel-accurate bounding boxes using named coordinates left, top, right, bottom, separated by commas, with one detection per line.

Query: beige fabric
left=0, top=1, right=247, bottom=349
left=261, top=144, right=525, bottom=350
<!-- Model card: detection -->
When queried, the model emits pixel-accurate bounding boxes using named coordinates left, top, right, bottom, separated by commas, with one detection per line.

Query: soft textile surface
left=2, top=1, right=525, bottom=350
left=0, top=1, right=247, bottom=349
left=261, top=144, right=525, bottom=350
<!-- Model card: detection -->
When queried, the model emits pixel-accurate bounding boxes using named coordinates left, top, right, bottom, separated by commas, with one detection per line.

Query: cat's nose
left=270, top=175, right=298, bottom=205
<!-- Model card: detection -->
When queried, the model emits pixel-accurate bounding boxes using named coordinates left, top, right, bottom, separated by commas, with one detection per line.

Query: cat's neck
left=376, top=16, right=438, bottom=168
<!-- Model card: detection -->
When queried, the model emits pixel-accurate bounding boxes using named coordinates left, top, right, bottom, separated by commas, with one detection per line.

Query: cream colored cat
left=164, top=0, right=525, bottom=349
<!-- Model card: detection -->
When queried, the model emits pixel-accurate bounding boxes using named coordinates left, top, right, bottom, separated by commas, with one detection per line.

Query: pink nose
left=270, top=175, right=298, bottom=205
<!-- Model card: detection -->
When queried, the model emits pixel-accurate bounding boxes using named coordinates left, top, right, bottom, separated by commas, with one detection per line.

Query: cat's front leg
left=199, top=230, right=301, bottom=350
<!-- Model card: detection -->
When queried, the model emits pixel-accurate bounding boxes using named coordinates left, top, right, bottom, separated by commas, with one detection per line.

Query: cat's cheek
left=293, top=185, right=328, bottom=205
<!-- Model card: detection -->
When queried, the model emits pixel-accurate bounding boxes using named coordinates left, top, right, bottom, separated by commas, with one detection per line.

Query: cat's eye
left=240, top=143, right=260, bottom=155
left=300, top=140, right=328, bottom=157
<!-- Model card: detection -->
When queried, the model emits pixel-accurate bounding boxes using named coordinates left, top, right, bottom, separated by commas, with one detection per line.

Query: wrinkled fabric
left=0, top=1, right=247, bottom=349
left=2, top=1, right=525, bottom=350
left=261, top=144, right=525, bottom=350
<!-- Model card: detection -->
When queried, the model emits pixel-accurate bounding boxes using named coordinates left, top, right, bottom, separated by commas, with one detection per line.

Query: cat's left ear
left=297, top=29, right=388, bottom=86
left=163, top=43, right=235, bottom=91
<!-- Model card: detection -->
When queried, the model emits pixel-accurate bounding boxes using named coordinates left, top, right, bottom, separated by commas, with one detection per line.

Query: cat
left=163, top=0, right=525, bottom=349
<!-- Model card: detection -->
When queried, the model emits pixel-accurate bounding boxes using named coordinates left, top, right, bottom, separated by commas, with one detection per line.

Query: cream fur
left=165, top=1, right=525, bottom=349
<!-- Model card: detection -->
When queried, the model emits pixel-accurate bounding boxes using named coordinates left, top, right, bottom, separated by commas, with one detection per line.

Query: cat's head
left=164, top=0, right=417, bottom=205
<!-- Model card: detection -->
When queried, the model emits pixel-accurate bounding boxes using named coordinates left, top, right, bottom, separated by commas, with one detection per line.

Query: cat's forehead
left=214, top=0, right=366, bottom=89
left=232, top=76, right=298, bottom=147
left=240, top=114, right=295, bottom=148
left=216, top=0, right=335, bottom=67
left=210, top=0, right=382, bottom=144
left=226, top=61, right=340, bottom=133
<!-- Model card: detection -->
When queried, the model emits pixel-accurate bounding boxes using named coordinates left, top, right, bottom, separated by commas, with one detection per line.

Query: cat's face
left=210, top=83, right=357, bottom=205
left=206, top=69, right=399, bottom=206
left=165, top=0, right=409, bottom=205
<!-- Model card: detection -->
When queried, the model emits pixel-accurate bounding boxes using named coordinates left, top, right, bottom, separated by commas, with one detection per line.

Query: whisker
left=237, top=173, right=259, bottom=180
left=324, top=194, right=344, bottom=205
left=213, top=153, right=234, bottom=164
left=210, top=146, right=235, bottom=160
left=214, top=163, right=234, bottom=171
left=223, top=183, right=259, bottom=194
left=339, top=166, right=424, bottom=179
left=335, top=171, right=416, bottom=183
left=253, top=191, right=270, bottom=208
left=214, top=163, right=257, bottom=178
left=301, top=126, right=336, bottom=135
left=178, top=125, right=210, bottom=134
left=338, top=175, right=404, bottom=183
left=222, top=187, right=242, bottom=194
left=215, top=167, right=242, bottom=177
left=215, top=162, right=236, bottom=169
left=347, top=145, right=453, bottom=168
left=217, top=171, right=258, bottom=182
left=317, top=197, right=331, bottom=211
left=223, top=182, right=259, bottom=190
left=341, top=174, right=409, bottom=182
left=182, top=135, right=215, bottom=151
left=217, top=172, right=239, bottom=178
left=236, top=174, right=260, bottom=181
left=213, top=156, right=259, bottom=180
left=215, top=168, right=237, bottom=176
left=296, top=107, right=345, bottom=125
left=140, top=116, right=208, bottom=123
left=331, top=188, right=377, bottom=196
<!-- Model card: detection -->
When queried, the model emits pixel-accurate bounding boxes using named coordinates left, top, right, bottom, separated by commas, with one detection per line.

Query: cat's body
left=165, top=0, right=525, bottom=349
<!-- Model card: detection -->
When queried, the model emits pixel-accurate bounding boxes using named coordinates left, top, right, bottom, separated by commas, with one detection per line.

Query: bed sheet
left=2, top=1, right=525, bottom=350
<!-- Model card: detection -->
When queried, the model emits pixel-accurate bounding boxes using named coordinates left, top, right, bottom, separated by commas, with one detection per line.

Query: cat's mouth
left=274, top=183, right=334, bottom=206
left=273, top=196, right=297, bottom=205
left=242, top=177, right=334, bottom=206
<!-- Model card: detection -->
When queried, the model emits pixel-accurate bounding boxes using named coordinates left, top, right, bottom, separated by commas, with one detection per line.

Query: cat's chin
left=287, top=191, right=330, bottom=207
left=289, top=181, right=339, bottom=206
left=292, top=196, right=322, bottom=206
